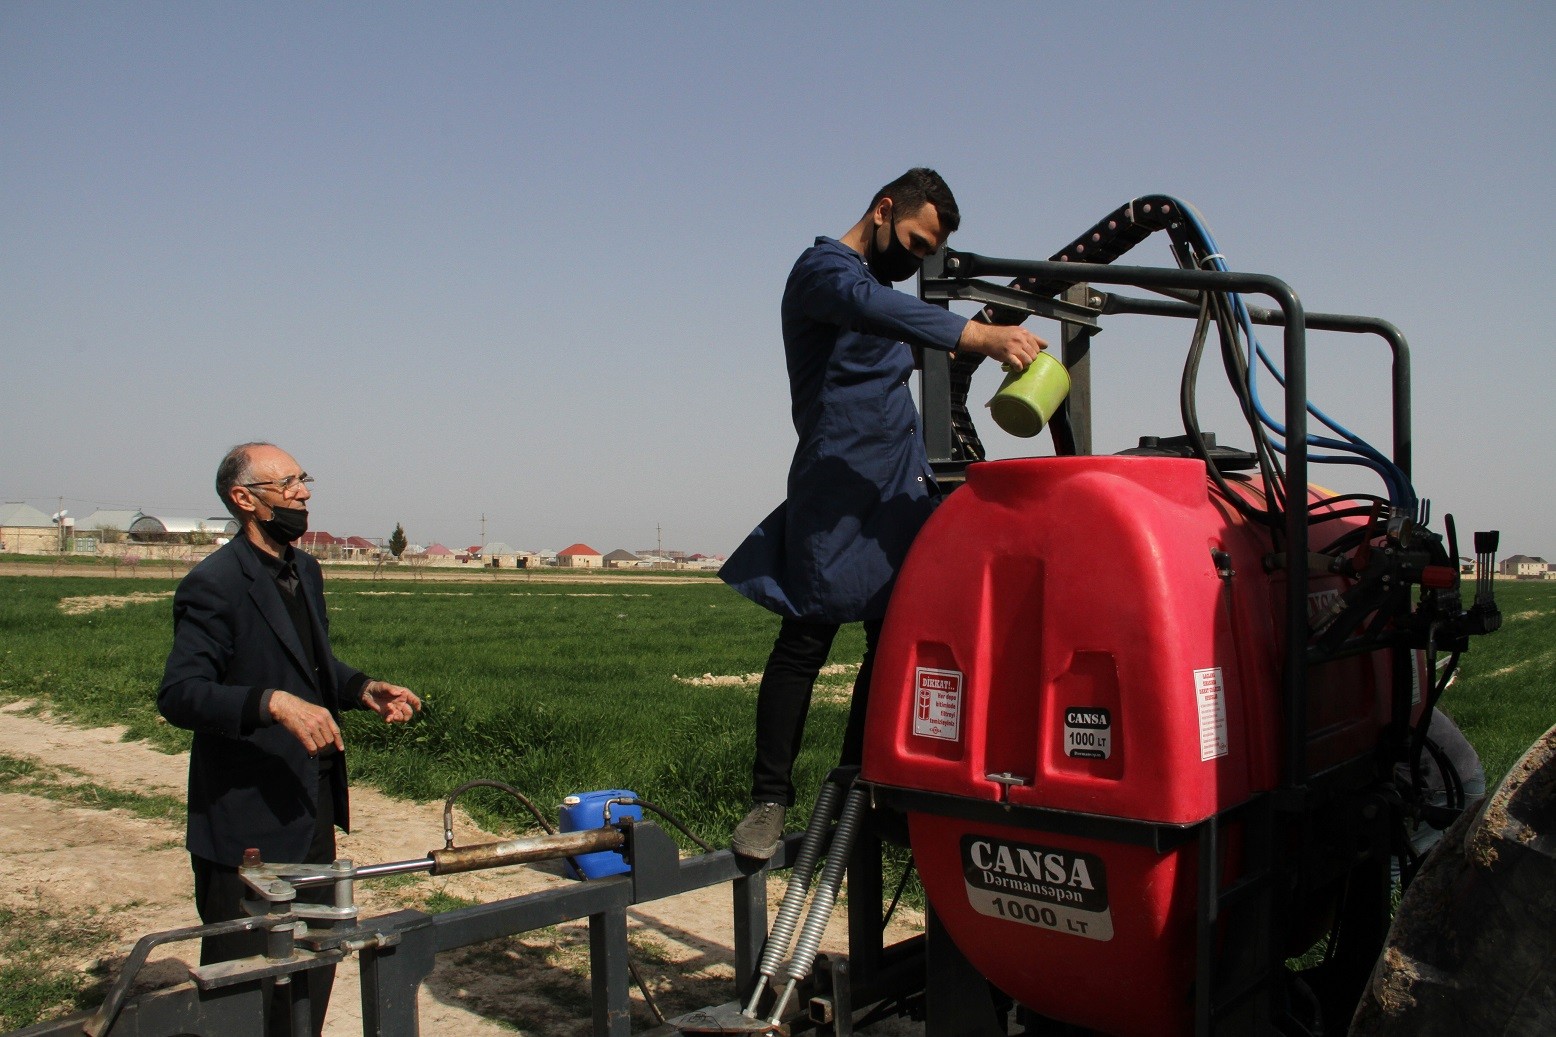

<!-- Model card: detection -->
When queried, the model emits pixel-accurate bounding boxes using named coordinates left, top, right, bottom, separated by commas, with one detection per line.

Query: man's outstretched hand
left=361, top=679, right=422, bottom=723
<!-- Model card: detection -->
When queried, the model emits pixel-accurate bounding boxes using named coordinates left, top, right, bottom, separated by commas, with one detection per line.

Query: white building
left=557, top=542, right=603, bottom=568
left=1500, top=554, right=1551, bottom=578
left=129, top=515, right=239, bottom=543
left=0, top=502, right=59, bottom=553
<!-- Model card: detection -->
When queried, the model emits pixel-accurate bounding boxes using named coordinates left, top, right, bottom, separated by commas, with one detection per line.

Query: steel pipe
left=429, top=827, right=625, bottom=876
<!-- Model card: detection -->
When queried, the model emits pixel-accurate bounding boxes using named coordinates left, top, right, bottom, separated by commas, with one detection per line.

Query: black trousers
left=191, top=757, right=340, bottom=1037
left=751, top=616, right=882, bottom=806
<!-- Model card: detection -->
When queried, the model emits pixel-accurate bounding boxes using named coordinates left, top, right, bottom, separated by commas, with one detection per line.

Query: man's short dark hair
left=215, top=442, right=270, bottom=519
left=868, top=167, right=960, bottom=233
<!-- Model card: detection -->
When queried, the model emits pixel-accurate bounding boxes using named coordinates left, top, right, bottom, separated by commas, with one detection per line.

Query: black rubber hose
left=1180, top=288, right=1278, bottom=528
left=442, top=778, right=556, bottom=846
left=607, top=797, right=716, bottom=854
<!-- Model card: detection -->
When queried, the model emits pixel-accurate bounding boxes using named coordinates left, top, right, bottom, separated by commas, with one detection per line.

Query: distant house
left=129, top=515, right=238, bottom=544
left=79, top=510, right=143, bottom=541
left=636, top=549, right=686, bottom=567
left=557, top=542, right=603, bottom=568
left=298, top=530, right=342, bottom=559
left=1501, top=554, right=1551, bottom=578
left=0, top=502, right=58, bottom=553
left=603, top=548, right=641, bottom=569
left=405, top=542, right=458, bottom=566
left=481, top=541, right=521, bottom=567
left=341, top=535, right=379, bottom=560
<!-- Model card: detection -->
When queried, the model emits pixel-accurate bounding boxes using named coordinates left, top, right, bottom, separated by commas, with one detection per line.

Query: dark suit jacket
left=159, top=535, right=367, bottom=866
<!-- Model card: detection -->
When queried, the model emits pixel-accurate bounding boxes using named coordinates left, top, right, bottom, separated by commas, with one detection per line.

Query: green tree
left=388, top=523, right=408, bottom=558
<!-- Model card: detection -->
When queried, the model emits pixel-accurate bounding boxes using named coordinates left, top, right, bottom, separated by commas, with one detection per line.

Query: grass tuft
left=0, top=905, right=116, bottom=1029
left=0, top=752, right=186, bottom=823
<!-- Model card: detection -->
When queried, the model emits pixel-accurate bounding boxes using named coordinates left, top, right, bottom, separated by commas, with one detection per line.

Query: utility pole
left=481, top=513, right=486, bottom=549
left=657, top=523, right=663, bottom=560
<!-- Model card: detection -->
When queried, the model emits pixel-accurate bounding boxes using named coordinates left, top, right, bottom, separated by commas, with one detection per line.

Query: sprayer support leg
left=358, top=910, right=437, bottom=1037
left=734, top=869, right=769, bottom=997
left=589, top=908, right=633, bottom=1037
left=812, top=954, right=856, bottom=1036
left=924, top=906, right=1003, bottom=1037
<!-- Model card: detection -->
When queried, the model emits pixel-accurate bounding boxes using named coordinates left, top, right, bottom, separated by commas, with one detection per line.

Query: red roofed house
left=298, top=531, right=341, bottom=559
left=557, top=542, right=603, bottom=569
left=424, top=543, right=454, bottom=557
left=341, top=535, right=379, bottom=560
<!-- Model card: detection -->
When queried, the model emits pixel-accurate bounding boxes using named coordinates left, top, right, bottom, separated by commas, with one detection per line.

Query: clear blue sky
left=4, top=2, right=1551, bottom=558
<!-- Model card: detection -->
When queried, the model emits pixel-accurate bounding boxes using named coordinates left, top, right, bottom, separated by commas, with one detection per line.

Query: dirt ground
left=0, top=700, right=925, bottom=1035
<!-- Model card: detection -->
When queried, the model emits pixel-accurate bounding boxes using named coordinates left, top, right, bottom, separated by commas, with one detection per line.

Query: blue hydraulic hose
left=1168, top=199, right=1416, bottom=510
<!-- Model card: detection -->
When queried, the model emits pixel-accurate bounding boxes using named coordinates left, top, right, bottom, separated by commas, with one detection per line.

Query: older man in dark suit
left=159, top=441, right=420, bottom=1036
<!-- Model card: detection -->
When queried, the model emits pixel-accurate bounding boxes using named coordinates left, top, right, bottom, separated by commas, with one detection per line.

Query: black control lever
left=1468, top=529, right=1502, bottom=635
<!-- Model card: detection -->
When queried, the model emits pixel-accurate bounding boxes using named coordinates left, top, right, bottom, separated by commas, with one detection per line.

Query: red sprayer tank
left=861, top=455, right=1425, bottom=1037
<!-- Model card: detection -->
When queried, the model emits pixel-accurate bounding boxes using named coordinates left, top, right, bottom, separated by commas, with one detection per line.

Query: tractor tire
left=1350, top=722, right=1556, bottom=1036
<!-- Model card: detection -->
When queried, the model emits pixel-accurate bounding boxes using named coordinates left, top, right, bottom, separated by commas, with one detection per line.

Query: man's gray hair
left=215, top=442, right=273, bottom=519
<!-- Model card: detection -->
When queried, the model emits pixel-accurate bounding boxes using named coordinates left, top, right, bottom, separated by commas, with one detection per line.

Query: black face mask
left=259, top=505, right=308, bottom=544
left=867, top=214, right=923, bottom=283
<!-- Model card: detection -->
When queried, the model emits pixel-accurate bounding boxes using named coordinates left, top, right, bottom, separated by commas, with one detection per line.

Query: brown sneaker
left=731, top=802, right=786, bottom=860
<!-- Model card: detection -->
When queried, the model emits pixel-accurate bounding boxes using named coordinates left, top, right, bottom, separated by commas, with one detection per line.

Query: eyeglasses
left=242, top=473, right=314, bottom=496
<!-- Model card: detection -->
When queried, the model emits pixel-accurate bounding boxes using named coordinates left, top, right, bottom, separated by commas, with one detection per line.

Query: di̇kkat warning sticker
left=960, top=833, right=1113, bottom=941
left=1193, top=667, right=1229, bottom=761
left=913, top=666, right=962, bottom=741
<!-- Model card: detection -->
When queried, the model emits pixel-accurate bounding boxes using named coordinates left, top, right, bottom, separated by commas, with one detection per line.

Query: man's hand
left=361, top=679, right=422, bottom=723
left=267, top=690, right=345, bottom=754
left=956, top=321, right=1049, bottom=371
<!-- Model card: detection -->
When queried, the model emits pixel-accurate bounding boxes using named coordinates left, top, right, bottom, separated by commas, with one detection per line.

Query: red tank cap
left=1421, top=566, right=1456, bottom=588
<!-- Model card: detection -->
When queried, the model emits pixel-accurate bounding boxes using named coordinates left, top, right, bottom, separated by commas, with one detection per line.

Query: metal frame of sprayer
left=17, top=785, right=815, bottom=1037
left=844, top=198, right=1505, bottom=1035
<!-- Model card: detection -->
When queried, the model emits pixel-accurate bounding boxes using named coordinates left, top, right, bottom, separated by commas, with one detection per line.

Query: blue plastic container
left=559, top=788, right=641, bottom=880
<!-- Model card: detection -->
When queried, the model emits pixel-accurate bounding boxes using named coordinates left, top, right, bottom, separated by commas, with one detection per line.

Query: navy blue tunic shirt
left=722, top=237, right=968, bottom=623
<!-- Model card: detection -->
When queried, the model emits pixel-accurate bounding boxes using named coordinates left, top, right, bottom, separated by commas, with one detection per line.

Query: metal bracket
left=919, top=275, right=1103, bottom=329
left=189, top=946, right=347, bottom=990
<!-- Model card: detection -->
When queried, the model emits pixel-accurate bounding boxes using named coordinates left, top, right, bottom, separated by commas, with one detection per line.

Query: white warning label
left=1193, top=667, right=1229, bottom=761
left=913, top=666, right=963, bottom=741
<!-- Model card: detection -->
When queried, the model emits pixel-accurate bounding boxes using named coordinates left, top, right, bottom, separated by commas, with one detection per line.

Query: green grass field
left=0, top=573, right=1550, bottom=841
left=1437, top=580, right=1556, bottom=784
left=0, top=573, right=867, bottom=843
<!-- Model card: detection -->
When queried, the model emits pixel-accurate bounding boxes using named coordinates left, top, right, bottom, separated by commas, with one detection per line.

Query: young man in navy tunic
left=721, top=169, right=1048, bottom=857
